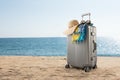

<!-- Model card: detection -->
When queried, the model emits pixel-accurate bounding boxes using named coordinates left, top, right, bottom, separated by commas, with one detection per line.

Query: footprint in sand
left=8, top=68, right=15, bottom=72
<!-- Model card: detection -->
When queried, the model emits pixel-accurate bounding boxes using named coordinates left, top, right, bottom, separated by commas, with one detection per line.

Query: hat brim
left=63, top=25, right=78, bottom=35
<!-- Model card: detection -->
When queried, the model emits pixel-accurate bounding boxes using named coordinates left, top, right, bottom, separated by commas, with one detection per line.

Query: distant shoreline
left=0, top=55, right=120, bottom=57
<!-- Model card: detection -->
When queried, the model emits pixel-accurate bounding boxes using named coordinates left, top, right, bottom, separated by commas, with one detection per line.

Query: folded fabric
left=72, top=33, right=80, bottom=42
left=72, top=23, right=87, bottom=43
left=79, top=24, right=87, bottom=41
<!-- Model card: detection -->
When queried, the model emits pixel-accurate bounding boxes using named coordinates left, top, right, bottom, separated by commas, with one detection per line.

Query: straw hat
left=64, top=20, right=79, bottom=35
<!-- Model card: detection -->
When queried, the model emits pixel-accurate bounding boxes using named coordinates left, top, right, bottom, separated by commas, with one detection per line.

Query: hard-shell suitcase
left=65, top=13, right=97, bottom=72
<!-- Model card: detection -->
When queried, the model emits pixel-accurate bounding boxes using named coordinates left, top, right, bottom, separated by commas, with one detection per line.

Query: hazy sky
left=0, top=0, right=120, bottom=38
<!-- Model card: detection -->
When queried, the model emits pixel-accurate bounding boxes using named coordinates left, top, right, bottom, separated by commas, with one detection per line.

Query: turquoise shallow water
left=0, top=37, right=120, bottom=56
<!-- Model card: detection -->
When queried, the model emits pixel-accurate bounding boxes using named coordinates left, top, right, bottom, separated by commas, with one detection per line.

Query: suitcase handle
left=93, top=40, right=96, bottom=53
left=81, top=13, right=91, bottom=20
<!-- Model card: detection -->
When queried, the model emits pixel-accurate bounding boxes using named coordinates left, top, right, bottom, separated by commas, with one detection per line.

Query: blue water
left=0, top=37, right=120, bottom=56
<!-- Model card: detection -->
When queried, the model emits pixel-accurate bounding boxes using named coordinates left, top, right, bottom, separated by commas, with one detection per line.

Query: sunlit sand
left=0, top=56, right=120, bottom=80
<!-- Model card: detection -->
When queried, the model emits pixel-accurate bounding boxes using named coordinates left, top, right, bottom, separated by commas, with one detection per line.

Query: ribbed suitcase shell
left=67, top=26, right=97, bottom=69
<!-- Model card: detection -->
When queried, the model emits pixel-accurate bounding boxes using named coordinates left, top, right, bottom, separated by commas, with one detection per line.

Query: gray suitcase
left=65, top=13, right=97, bottom=72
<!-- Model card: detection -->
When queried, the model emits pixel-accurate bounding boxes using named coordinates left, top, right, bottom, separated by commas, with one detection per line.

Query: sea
left=0, top=37, right=120, bottom=56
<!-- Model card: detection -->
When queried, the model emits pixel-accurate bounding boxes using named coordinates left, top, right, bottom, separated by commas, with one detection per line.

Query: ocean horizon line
left=0, top=37, right=67, bottom=38
left=0, top=36, right=116, bottom=38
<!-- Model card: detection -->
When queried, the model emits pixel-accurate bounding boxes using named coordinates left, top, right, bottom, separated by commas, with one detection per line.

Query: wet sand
left=0, top=56, right=120, bottom=80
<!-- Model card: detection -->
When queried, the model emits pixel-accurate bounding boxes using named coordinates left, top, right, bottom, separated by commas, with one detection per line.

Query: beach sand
left=0, top=56, right=120, bottom=80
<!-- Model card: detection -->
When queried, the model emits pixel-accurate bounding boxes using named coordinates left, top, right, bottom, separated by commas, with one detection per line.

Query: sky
left=0, top=0, right=120, bottom=38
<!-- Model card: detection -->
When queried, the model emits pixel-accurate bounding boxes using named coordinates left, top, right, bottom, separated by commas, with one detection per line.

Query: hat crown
left=68, top=20, right=79, bottom=28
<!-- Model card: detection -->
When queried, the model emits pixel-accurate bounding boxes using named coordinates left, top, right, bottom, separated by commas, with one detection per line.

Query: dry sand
left=0, top=56, right=120, bottom=80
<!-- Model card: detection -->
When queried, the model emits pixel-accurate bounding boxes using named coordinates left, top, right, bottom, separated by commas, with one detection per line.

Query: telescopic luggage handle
left=81, top=13, right=91, bottom=20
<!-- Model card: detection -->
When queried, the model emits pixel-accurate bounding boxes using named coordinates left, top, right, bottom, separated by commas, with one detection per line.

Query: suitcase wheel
left=93, top=64, right=97, bottom=69
left=84, top=66, right=91, bottom=72
left=65, top=64, right=70, bottom=68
